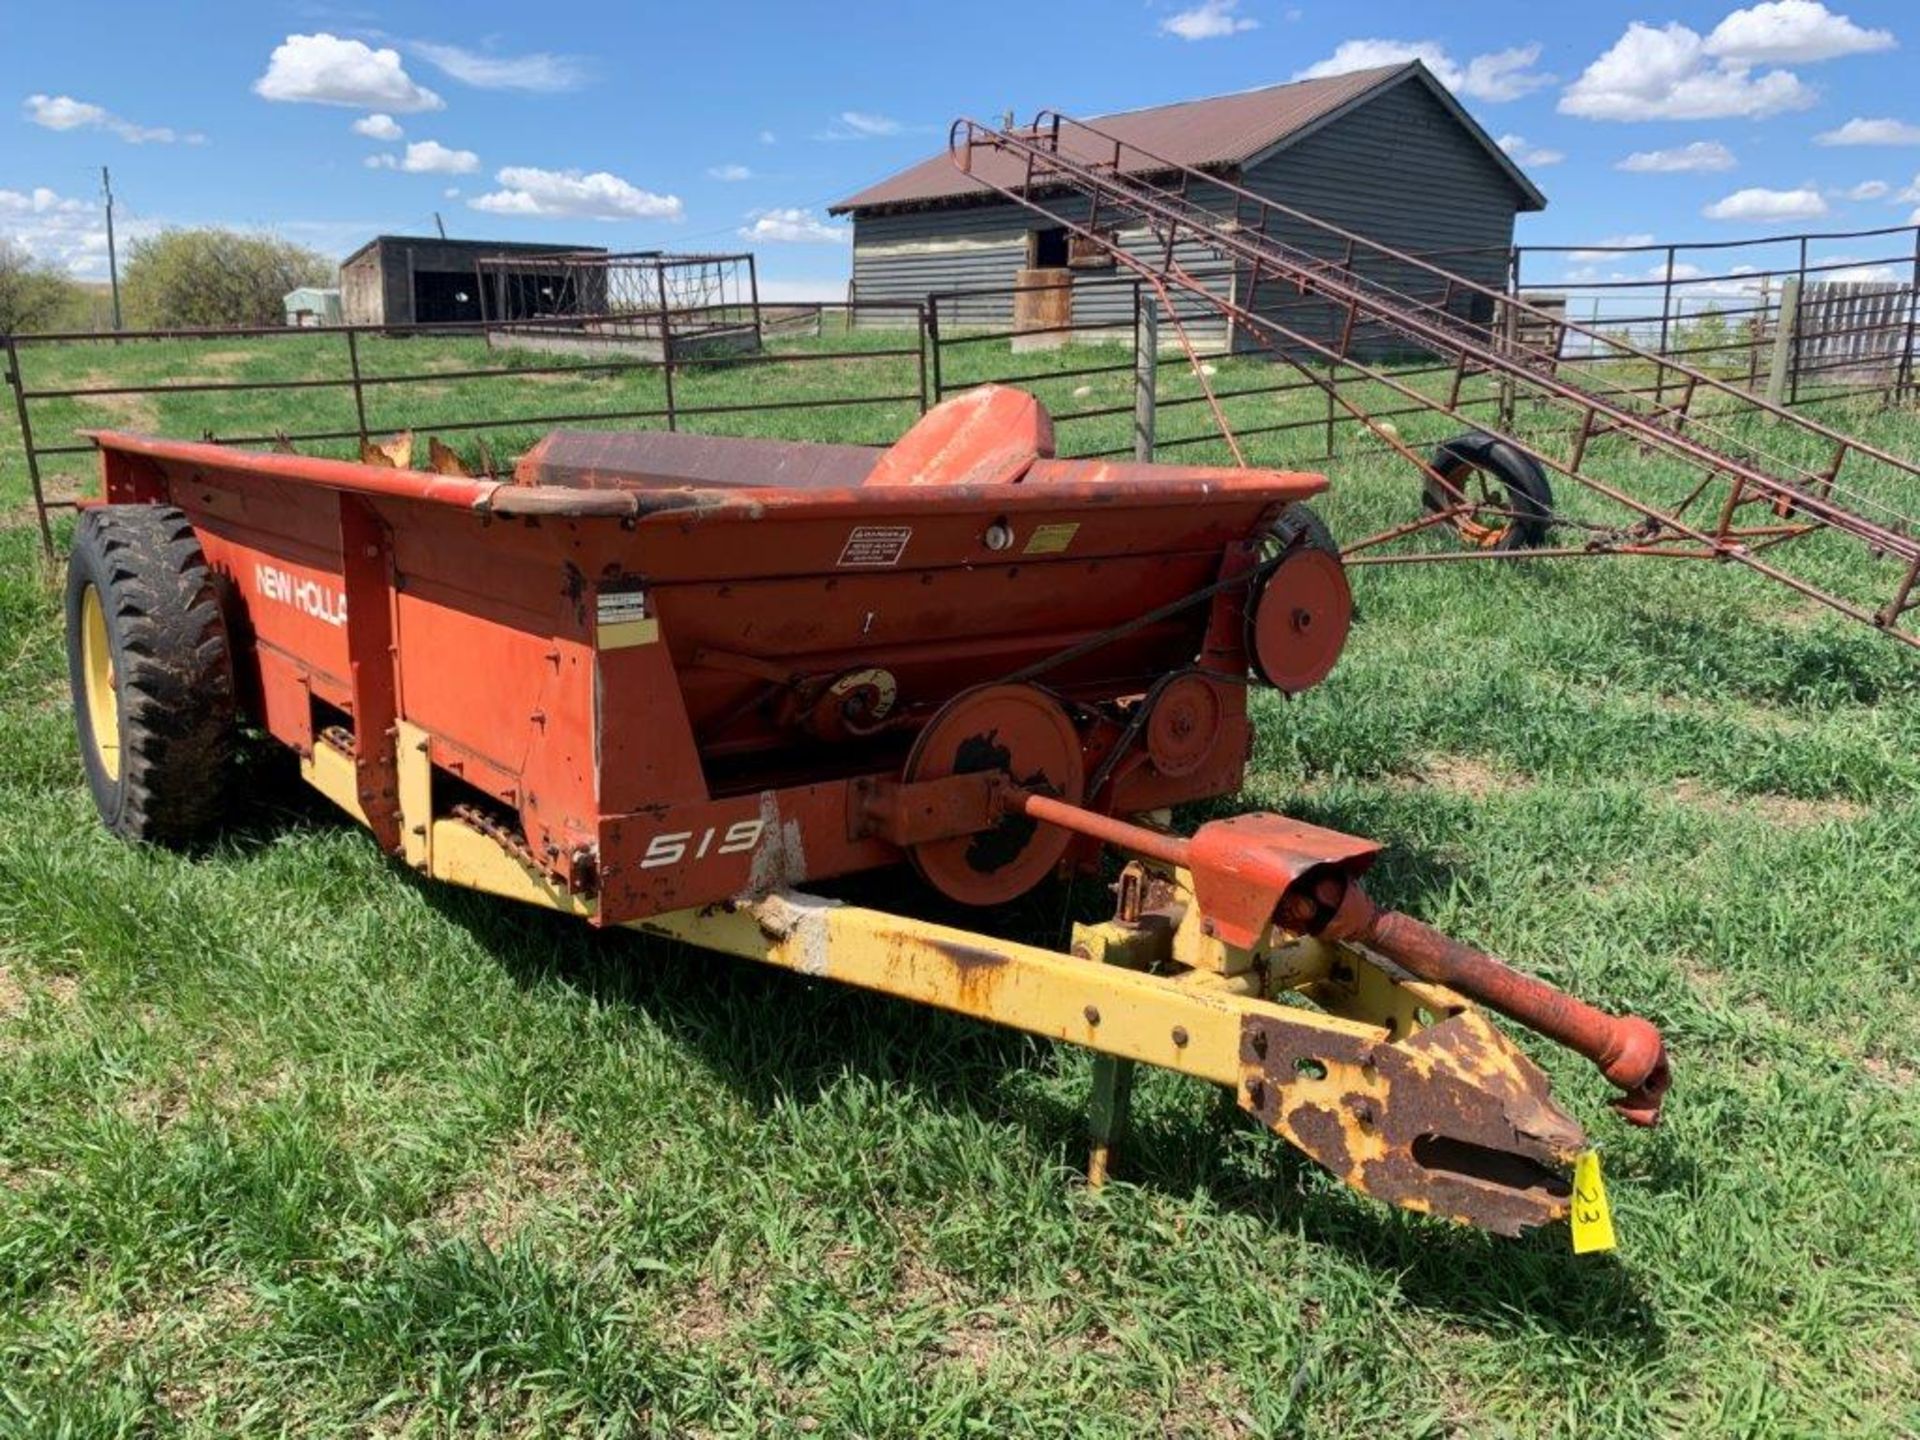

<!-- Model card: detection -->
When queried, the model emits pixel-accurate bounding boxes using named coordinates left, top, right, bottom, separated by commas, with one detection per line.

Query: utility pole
left=101, top=165, right=122, bottom=331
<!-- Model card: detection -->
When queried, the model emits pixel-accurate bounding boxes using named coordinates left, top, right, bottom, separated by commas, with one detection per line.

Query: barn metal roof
left=339, top=235, right=610, bottom=267
left=830, top=63, right=1545, bottom=216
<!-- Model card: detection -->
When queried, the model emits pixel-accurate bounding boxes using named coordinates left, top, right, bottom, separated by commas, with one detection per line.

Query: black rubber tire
left=1267, top=500, right=1340, bottom=559
left=1422, top=433, right=1554, bottom=551
left=65, top=505, right=237, bottom=844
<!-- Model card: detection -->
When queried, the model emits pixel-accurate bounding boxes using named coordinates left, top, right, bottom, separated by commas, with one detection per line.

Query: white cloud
left=0, top=185, right=130, bottom=275
left=1570, top=234, right=1656, bottom=261
left=1496, top=134, right=1565, bottom=167
left=1703, top=1, right=1893, bottom=64
left=1617, top=140, right=1737, bottom=172
left=470, top=166, right=683, bottom=220
left=352, top=112, right=403, bottom=141
left=1293, top=40, right=1552, bottom=102
left=739, top=207, right=850, bottom=244
left=1161, top=0, right=1258, bottom=41
left=1896, top=175, right=1920, bottom=202
left=253, top=33, right=443, bottom=111
left=839, top=111, right=900, bottom=137
left=1559, top=21, right=1814, bottom=121
left=1816, top=117, right=1920, bottom=146
left=21, top=95, right=104, bottom=132
left=23, top=93, right=200, bottom=145
left=759, top=129, right=777, bottom=145
left=708, top=163, right=754, bottom=181
left=443, top=186, right=461, bottom=199
left=408, top=40, right=589, bottom=93
left=1824, top=261, right=1899, bottom=282
left=814, top=110, right=922, bottom=141
left=1842, top=179, right=1890, bottom=199
left=370, top=140, right=479, bottom=174
left=1702, top=185, right=1828, bottom=221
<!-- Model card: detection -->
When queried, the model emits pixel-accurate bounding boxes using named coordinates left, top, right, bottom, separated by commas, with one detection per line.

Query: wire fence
left=9, top=217, right=1920, bottom=562
left=3, top=301, right=927, bottom=556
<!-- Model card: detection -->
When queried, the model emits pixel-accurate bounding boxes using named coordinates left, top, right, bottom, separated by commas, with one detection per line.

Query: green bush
left=122, top=227, right=332, bottom=330
left=0, top=238, right=82, bottom=335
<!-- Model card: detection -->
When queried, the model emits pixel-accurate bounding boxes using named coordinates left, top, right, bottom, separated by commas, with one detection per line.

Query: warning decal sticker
left=837, top=525, right=913, bottom=568
left=1023, top=521, right=1080, bottom=555
left=596, top=588, right=658, bottom=649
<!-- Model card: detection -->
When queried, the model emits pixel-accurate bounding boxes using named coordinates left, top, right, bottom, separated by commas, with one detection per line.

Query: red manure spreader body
left=65, top=386, right=1666, bottom=1240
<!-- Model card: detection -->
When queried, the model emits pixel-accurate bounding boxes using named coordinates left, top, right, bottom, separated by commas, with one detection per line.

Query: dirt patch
left=0, top=966, right=25, bottom=1021
left=1165, top=1359, right=1258, bottom=1438
left=71, top=371, right=162, bottom=433
left=432, top=1121, right=594, bottom=1250
left=671, top=1269, right=769, bottom=1348
left=0, top=965, right=76, bottom=1024
left=1391, top=754, right=1524, bottom=799
left=1864, top=1055, right=1917, bottom=1088
left=931, top=1309, right=1002, bottom=1375
left=183, top=350, right=256, bottom=372
left=1669, top=778, right=1866, bottom=827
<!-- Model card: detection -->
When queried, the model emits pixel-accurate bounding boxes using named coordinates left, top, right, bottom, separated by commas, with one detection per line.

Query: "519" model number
left=638, top=819, right=765, bottom=869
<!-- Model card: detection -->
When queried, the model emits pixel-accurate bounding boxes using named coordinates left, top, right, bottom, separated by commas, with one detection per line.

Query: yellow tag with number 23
left=1570, top=1150, right=1617, bottom=1254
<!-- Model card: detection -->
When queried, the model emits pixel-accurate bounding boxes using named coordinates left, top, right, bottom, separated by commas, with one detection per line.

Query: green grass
left=1, top=327, right=1918, bottom=1436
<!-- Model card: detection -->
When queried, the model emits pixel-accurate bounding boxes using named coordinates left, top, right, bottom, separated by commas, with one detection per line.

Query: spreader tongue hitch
left=1017, top=792, right=1669, bottom=1230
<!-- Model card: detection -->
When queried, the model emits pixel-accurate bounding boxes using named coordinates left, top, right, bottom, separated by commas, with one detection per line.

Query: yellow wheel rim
left=79, top=584, right=121, bottom=781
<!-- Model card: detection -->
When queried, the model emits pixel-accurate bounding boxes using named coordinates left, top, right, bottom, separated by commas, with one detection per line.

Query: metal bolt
left=1083, top=1005, right=1100, bottom=1026
left=1171, top=1025, right=1190, bottom=1048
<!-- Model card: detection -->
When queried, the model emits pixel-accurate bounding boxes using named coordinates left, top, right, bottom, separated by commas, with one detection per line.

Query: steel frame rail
left=949, top=114, right=1920, bottom=649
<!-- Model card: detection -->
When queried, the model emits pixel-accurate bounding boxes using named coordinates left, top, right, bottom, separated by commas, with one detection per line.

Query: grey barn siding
left=852, top=191, right=1234, bottom=343
left=844, top=72, right=1530, bottom=359
left=1232, top=76, right=1522, bottom=357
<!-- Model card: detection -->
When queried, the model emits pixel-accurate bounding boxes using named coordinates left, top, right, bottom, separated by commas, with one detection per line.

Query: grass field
left=2, top=324, right=1918, bottom=1437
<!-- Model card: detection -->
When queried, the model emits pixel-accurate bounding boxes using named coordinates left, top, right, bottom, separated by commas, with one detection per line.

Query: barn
left=338, top=236, right=609, bottom=329
left=830, top=62, right=1546, bottom=349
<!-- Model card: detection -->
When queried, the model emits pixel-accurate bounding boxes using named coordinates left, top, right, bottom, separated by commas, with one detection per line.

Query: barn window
left=1028, top=227, right=1070, bottom=268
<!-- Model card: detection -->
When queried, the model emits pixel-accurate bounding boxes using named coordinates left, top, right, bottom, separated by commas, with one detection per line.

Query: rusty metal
left=1015, top=792, right=1669, bottom=1123
left=1321, top=889, right=1670, bottom=1126
left=1248, top=545, right=1351, bottom=693
left=948, top=112, right=1920, bottom=652
left=901, top=684, right=1086, bottom=904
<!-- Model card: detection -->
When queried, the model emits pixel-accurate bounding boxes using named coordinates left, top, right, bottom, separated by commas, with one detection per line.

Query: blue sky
left=5, top=0, right=1920, bottom=299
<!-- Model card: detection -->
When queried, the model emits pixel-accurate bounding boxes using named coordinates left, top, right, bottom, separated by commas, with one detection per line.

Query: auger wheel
left=1422, top=433, right=1555, bottom=551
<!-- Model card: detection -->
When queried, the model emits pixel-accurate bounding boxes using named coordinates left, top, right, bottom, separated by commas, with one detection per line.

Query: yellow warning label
left=1570, top=1150, right=1617, bottom=1255
left=598, top=618, right=659, bottom=649
left=1024, top=521, right=1080, bottom=555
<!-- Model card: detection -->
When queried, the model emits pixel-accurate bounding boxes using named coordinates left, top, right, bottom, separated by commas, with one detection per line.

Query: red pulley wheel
left=1249, top=546, right=1352, bottom=693
left=901, top=683, right=1085, bottom=905
left=1144, top=671, right=1227, bottom=778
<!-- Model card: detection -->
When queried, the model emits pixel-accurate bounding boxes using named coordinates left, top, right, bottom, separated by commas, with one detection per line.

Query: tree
left=0, top=238, right=81, bottom=335
left=122, top=228, right=332, bottom=329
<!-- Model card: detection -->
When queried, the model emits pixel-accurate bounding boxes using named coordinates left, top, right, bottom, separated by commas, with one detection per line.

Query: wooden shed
left=338, top=236, right=609, bottom=329
left=830, top=62, right=1546, bottom=350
